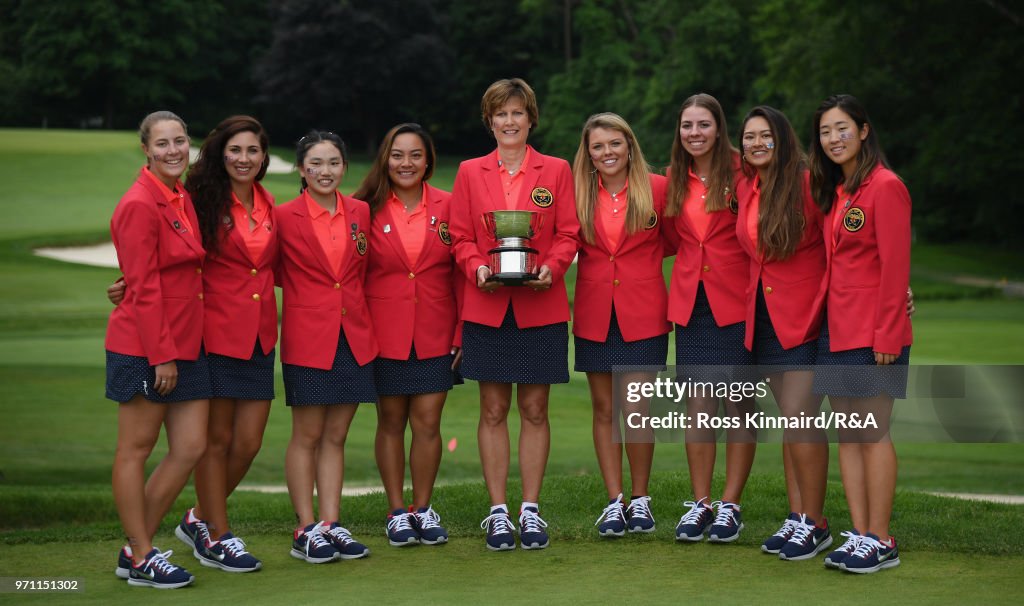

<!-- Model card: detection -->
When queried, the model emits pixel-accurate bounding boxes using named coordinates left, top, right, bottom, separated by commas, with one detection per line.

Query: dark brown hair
left=352, top=123, right=436, bottom=215
left=666, top=93, right=736, bottom=217
left=809, top=94, right=890, bottom=213
left=187, top=115, right=269, bottom=255
left=740, top=106, right=806, bottom=261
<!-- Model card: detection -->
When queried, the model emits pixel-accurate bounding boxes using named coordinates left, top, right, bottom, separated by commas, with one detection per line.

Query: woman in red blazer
left=277, top=131, right=377, bottom=564
left=106, top=111, right=208, bottom=588
left=571, top=112, right=670, bottom=538
left=735, top=106, right=831, bottom=561
left=353, top=123, right=460, bottom=547
left=663, top=93, right=757, bottom=544
left=808, top=94, right=912, bottom=574
left=449, top=79, right=580, bottom=551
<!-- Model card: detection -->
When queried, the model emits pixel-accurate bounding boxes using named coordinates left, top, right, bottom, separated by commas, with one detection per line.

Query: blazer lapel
left=381, top=204, right=414, bottom=270
left=336, top=194, right=362, bottom=275
left=515, top=147, right=545, bottom=211
left=293, top=198, right=338, bottom=279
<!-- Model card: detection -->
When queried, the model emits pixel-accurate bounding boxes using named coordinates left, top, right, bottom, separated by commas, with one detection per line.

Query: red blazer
left=202, top=182, right=280, bottom=359
left=276, top=193, right=379, bottom=369
left=366, top=184, right=462, bottom=360
left=105, top=171, right=206, bottom=365
left=449, top=146, right=580, bottom=328
left=822, top=165, right=913, bottom=355
left=573, top=174, right=672, bottom=342
left=735, top=171, right=826, bottom=350
left=664, top=164, right=748, bottom=328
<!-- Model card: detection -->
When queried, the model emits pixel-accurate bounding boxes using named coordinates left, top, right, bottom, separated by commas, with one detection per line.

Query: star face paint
left=301, top=141, right=346, bottom=199
left=818, top=107, right=867, bottom=172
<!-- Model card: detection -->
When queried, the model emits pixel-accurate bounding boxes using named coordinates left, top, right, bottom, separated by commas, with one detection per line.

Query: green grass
left=1, top=128, right=1023, bottom=601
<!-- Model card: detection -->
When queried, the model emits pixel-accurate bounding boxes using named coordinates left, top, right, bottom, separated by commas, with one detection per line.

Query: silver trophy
left=481, top=210, right=545, bottom=285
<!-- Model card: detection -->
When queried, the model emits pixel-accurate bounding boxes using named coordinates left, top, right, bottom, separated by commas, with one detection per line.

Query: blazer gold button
left=334, top=282, right=341, bottom=289
left=609, top=256, right=614, bottom=262
left=765, top=286, right=773, bottom=294
left=408, top=272, right=415, bottom=279
left=195, top=267, right=202, bottom=274
left=702, top=265, right=710, bottom=272
left=613, top=279, right=620, bottom=286
left=252, top=293, right=260, bottom=301
left=341, top=308, right=347, bottom=315
left=197, top=293, right=203, bottom=300
left=250, top=268, right=258, bottom=276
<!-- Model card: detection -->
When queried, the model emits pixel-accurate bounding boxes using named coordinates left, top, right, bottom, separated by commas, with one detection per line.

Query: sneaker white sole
left=708, top=523, right=744, bottom=543
left=289, top=548, right=337, bottom=564
left=334, top=549, right=370, bottom=560
left=842, top=557, right=900, bottom=574
left=115, top=566, right=130, bottom=580
left=420, top=536, right=449, bottom=545
left=486, top=540, right=516, bottom=551
left=779, top=535, right=834, bottom=561
left=521, top=541, right=549, bottom=550
left=598, top=528, right=625, bottom=537
left=675, top=533, right=705, bottom=542
left=388, top=538, right=420, bottom=547
left=127, top=576, right=194, bottom=589
left=627, top=525, right=656, bottom=534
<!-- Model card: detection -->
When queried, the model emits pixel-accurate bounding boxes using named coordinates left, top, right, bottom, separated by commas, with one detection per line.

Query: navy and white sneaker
left=325, top=522, right=370, bottom=559
left=626, top=496, right=656, bottom=533
left=595, top=494, right=626, bottom=537
left=290, top=522, right=338, bottom=564
left=127, top=548, right=194, bottom=589
left=386, top=509, right=420, bottom=546
left=413, top=506, right=449, bottom=545
left=115, top=545, right=132, bottom=579
left=675, top=498, right=713, bottom=541
left=708, top=501, right=744, bottom=543
left=779, top=514, right=833, bottom=561
left=194, top=531, right=262, bottom=572
left=518, top=506, right=549, bottom=550
left=480, top=508, right=516, bottom=551
left=175, top=507, right=205, bottom=548
left=841, top=533, right=900, bottom=574
left=761, top=512, right=800, bottom=554
left=824, top=529, right=862, bottom=569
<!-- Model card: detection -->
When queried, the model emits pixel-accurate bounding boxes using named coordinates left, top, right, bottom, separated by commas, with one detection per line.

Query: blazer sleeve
left=449, top=164, right=491, bottom=280
left=113, top=199, right=177, bottom=365
left=538, top=160, right=580, bottom=281
left=872, top=177, right=912, bottom=354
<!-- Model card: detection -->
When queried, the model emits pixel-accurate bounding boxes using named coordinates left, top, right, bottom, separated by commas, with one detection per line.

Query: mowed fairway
left=1, top=129, right=1022, bottom=603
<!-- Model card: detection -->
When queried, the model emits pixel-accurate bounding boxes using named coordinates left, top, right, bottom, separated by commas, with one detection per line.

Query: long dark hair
left=295, top=130, right=348, bottom=192
left=809, top=94, right=890, bottom=213
left=187, top=115, right=269, bottom=255
left=666, top=93, right=736, bottom=217
left=741, top=106, right=806, bottom=261
left=352, top=123, right=436, bottom=215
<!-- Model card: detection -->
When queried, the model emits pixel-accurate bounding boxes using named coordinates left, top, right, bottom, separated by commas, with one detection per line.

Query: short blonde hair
left=480, top=78, right=539, bottom=132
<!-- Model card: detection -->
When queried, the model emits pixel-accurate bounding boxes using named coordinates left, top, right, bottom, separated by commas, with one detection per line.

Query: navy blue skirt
left=106, top=350, right=212, bottom=404
left=813, top=314, right=910, bottom=399
left=575, top=307, right=669, bottom=372
left=675, top=282, right=755, bottom=375
left=283, top=330, right=377, bottom=406
left=208, top=339, right=276, bottom=401
left=753, top=285, right=818, bottom=369
left=461, top=304, right=569, bottom=384
left=374, top=345, right=461, bottom=396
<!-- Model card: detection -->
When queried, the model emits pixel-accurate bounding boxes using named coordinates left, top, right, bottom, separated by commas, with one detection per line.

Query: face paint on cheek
left=306, top=167, right=320, bottom=177
left=224, top=152, right=241, bottom=164
left=765, top=142, right=775, bottom=150
left=839, top=132, right=856, bottom=141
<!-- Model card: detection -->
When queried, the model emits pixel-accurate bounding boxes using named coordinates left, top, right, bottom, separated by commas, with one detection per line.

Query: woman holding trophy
left=448, top=78, right=580, bottom=551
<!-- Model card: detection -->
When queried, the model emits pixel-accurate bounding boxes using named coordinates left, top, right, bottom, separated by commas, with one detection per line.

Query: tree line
left=1, top=0, right=1020, bottom=247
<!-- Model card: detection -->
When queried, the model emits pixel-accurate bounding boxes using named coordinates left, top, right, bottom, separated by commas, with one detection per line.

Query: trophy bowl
left=481, top=210, right=545, bottom=285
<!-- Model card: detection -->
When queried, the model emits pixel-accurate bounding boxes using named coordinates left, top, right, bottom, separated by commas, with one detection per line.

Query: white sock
left=521, top=501, right=539, bottom=512
left=491, top=504, right=508, bottom=515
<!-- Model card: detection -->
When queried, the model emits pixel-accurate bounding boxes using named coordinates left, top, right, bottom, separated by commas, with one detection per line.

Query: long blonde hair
left=572, top=113, right=654, bottom=245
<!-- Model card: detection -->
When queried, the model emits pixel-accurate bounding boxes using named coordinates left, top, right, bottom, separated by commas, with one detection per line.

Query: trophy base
left=486, top=272, right=539, bottom=286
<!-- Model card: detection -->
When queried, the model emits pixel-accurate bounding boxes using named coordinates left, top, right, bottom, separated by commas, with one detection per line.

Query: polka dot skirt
left=106, top=350, right=212, bottom=403
left=283, top=330, right=377, bottom=405
left=461, top=303, right=569, bottom=384
left=813, top=312, right=910, bottom=399
left=574, top=307, right=668, bottom=372
left=208, top=339, right=275, bottom=401
left=374, top=345, right=461, bottom=396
